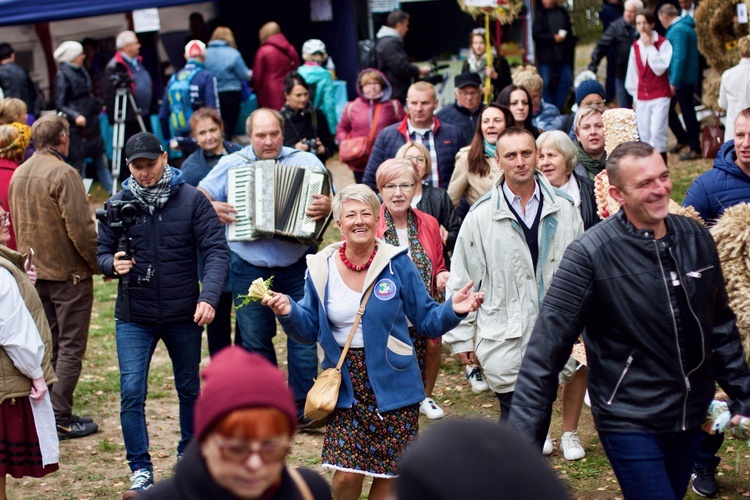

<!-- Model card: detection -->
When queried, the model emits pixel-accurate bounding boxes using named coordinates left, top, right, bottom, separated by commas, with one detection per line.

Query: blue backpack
left=167, top=66, right=201, bottom=136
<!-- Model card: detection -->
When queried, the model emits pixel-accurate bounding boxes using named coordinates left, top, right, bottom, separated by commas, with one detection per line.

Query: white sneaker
left=419, top=397, right=445, bottom=419
left=584, top=389, right=591, bottom=407
left=543, top=433, right=553, bottom=455
left=560, top=431, right=585, bottom=461
left=465, top=364, right=489, bottom=393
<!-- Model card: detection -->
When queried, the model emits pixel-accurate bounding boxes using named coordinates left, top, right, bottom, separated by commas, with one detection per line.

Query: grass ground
left=7, top=43, right=750, bottom=499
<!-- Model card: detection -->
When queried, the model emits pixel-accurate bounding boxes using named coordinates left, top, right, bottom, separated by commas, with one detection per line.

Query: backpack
left=167, top=66, right=201, bottom=136
left=358, top=39, right=378, bottom=70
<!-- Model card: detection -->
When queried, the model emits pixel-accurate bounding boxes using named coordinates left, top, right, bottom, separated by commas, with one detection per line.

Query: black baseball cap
left=455, top=72, right=482, bottom=89
left=125, top=132, right=165, bottom=166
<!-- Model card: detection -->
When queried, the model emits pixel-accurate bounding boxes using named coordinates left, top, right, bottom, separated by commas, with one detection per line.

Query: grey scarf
left=129, top=166, right=173, bottom=211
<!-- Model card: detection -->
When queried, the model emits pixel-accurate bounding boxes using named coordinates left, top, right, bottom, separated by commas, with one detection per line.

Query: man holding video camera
left=97, top=132, right=228, bottom=496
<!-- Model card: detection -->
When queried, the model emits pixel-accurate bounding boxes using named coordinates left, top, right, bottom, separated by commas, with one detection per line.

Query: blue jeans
left=695, top=429, right=723, bottom=470
left=615, top=78, right=633, bottom=109
left=538, top=61, right=573, bottom=112
left=116, top=320, right=202, bottom=470
left=230, top=251, right=318, bottom=416
left=599, top=429, right=702, bottom=499
left=83, top=153, right=113, bottom=193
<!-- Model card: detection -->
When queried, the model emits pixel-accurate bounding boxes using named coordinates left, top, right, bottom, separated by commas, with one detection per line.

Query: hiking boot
left=122, top=468, right=154, bottom=499
left=298, top=416, right=327, bottom=432
left=419, top=397, right=445, bottom=419
left=691, top=468, right=718, bottom=498
left=57, top=420, right=98, bottom=440
left=560, top=431, right=586, bottom=461
left=543, top=433, right=553, bottom=455
left=465, top=364, right=489, bottom=393
left=680, top=150, right=702, bottom=161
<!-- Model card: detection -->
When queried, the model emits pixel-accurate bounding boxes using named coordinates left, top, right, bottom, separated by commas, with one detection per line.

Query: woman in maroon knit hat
left=139, top=346, right=330, bottom=499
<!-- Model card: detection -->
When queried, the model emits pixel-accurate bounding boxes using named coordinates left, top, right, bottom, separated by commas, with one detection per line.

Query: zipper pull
left=376, top=410, right=384, bottom=421
left=670, top=271, right=680, bottom=287
left=685, top=377, right=691, bottom=391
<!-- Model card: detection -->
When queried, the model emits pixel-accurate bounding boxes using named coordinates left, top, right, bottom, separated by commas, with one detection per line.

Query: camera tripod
left=111, top=87, right=147, bottom=195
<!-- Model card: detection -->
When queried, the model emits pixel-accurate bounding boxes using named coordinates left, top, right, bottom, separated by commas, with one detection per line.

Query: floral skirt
left=409, top=326, right=427, bottom=385
left=322, top=349, right=419, bottom=477
left=0, top=397, right=59, bottom=478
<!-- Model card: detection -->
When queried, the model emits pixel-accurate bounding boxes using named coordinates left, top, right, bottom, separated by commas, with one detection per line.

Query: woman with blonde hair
left=0, top=97, right=27, bottom=125
left=0, top=123, right=31, bottom=250
left=205, top=26, right=251, bottom=134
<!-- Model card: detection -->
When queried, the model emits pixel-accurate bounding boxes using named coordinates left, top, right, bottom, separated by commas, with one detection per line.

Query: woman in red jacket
left=336, top=69, right=404, bottom=183
left=0, top=123, right=31, bottom=250
left=375, top=158, right=449, bottom=420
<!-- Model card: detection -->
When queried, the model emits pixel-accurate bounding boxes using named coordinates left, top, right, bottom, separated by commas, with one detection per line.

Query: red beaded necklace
left=339, top=242, right=378, bottom=272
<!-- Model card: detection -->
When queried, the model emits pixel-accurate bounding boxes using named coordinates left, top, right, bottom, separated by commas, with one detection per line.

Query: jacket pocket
left=606, top=353, right=634, bottom=405
left=385, top=334, right=414, bottom=370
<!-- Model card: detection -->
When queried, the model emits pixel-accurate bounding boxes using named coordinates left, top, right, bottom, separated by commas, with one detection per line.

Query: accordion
left=227, top=159, right=332, bottom=245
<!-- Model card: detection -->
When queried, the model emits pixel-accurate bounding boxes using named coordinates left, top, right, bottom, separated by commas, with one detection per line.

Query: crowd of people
left=2, top=1, right=750, bottom=499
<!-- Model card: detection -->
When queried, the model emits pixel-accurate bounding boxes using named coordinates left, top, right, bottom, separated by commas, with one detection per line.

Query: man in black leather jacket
left=509, top=141, right=750, bottom=499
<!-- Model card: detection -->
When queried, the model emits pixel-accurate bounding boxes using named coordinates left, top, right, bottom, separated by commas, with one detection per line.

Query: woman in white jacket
left=625, top=10, right=672, bottom=157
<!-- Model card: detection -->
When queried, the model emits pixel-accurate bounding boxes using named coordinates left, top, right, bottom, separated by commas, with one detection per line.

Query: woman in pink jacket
left=336, top=69, right=404, bottom=183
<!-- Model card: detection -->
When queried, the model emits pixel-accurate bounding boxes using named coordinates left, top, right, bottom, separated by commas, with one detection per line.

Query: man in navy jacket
left=363, top=81, right=466, bottom=191
left=97, top=132, right=228, bottom=497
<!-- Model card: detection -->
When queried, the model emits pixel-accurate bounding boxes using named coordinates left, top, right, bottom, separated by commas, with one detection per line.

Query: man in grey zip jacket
left=509, top=141, right=750, bottom=499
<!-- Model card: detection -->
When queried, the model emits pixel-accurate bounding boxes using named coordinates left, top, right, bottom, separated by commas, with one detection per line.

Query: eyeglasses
left=382, top=183, right=415, bottom=193
left=404, top=155, right=426, bottom=164
left=457, top=89, right=481, bottom=97
left=214, top=437, right=290, bottom=464
left=0, top=212, right=9, bottom=227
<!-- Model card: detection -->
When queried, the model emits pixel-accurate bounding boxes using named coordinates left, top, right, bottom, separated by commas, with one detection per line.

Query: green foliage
left=568, top=0, right=604, bottom=45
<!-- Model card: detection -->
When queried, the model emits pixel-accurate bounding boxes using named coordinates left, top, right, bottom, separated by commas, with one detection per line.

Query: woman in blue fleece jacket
left=263, top=184, right=483, bottom=500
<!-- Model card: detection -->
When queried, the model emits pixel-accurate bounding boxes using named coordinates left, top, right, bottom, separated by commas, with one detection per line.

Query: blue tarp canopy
left=0, top=0, right=198, bottom=26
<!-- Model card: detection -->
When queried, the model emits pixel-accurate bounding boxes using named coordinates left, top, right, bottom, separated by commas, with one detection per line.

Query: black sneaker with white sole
left=691, top=467, right=718, bottom=498
left=57, top=420, right=98, bottom=439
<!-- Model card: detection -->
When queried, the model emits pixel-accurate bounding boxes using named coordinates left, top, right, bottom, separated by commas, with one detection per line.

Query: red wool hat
left=194, top=346, right=298, bottom=440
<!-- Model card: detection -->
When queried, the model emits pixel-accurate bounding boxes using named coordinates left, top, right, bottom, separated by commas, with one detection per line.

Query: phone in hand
left=25, top=247, right=34, bottom=271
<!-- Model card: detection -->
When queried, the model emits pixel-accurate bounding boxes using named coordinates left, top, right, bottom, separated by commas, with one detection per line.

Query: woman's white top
left=326, top=254, right=364, bottom=348
left=559, top=174, right=581, bottom=207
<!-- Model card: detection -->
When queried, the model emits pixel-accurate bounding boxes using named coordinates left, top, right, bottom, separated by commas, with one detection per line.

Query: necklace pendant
left=355, top=265, right=362, bottom=272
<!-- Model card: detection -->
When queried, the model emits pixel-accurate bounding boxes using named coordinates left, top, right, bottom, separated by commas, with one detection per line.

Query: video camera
left=95, top=200, right=141, bottom=229
left=109, top=72, right=133, bottom=90
left=417, top=59, right=450, bottom=86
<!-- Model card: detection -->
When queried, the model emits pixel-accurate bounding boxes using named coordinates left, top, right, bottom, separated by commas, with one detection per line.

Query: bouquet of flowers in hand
left=236, top=276, right=274, bottom=310
left=704, top=400, right=750, bottom=443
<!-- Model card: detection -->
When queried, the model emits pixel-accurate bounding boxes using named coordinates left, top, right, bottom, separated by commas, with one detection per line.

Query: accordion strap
left=335, top=279, right=377, bottom=372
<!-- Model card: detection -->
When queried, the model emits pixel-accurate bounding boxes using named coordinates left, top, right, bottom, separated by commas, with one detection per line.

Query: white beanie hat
left=54, top=41, right=84, bottom=64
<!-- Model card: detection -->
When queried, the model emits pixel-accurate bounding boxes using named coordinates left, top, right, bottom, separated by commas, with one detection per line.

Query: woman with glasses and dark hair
left=139, top=346, right=330, bottom=499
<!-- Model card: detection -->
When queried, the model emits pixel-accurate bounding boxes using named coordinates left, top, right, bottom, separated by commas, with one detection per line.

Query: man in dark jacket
left=97, top=132, right=229, bottom=497
left=532, top=0, right=576, bottom=112
left=374, top=10, right=428, bottom=103
left=684, top=110, right=750, bottom=223
left=509, top=141, right=750, bottom=499
left=436, top=72, right=484, bottom=144
left=53, top=40, right=112, bottom=192
left=0, top=43, right=41, bottom=116
left=588, top=0, right=641, bottom=108
left=660, top=3, right=702, bottom=160
left=682, top=109, right=750, bottom=498
left=103, top=31, right=155, bottom=183
left=363, top=82, right=466, bottom=190
left=158, top=40, right=219, bottom=157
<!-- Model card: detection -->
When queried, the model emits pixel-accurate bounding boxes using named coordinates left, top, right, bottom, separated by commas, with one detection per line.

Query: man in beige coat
left=9, top=114, right=99, bottom=439
left=445, top=126, right=582, bottom=421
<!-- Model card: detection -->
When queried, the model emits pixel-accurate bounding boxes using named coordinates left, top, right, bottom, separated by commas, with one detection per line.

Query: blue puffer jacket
left=278, top=240, right=465, bottom=413
left=180, top=141, right=242, bottom=188
left=532, top=99, right=565, bottom=132
left=435, top=103, right=482, bottom=145
left=362, top=116, right=467, bottom=191
left=97, top=168, right=229, bottom=324
left=683, top=140, right=750, bottom=223
left=297, top=63, right=338, bottom=135
left=666, top=15, right=698, bottom=87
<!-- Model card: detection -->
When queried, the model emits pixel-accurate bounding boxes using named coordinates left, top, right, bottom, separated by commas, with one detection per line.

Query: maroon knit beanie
left=194, top=346, right=298, bottom=441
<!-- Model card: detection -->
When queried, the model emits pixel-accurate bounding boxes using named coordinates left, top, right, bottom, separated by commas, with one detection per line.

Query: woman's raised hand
left=450, top=281, right=484, bottom=315
left=262, top=291, right=291, bottom=316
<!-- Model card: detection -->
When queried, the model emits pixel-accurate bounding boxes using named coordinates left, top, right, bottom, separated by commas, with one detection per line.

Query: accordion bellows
left=227, top=159, right=332, bottom=246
